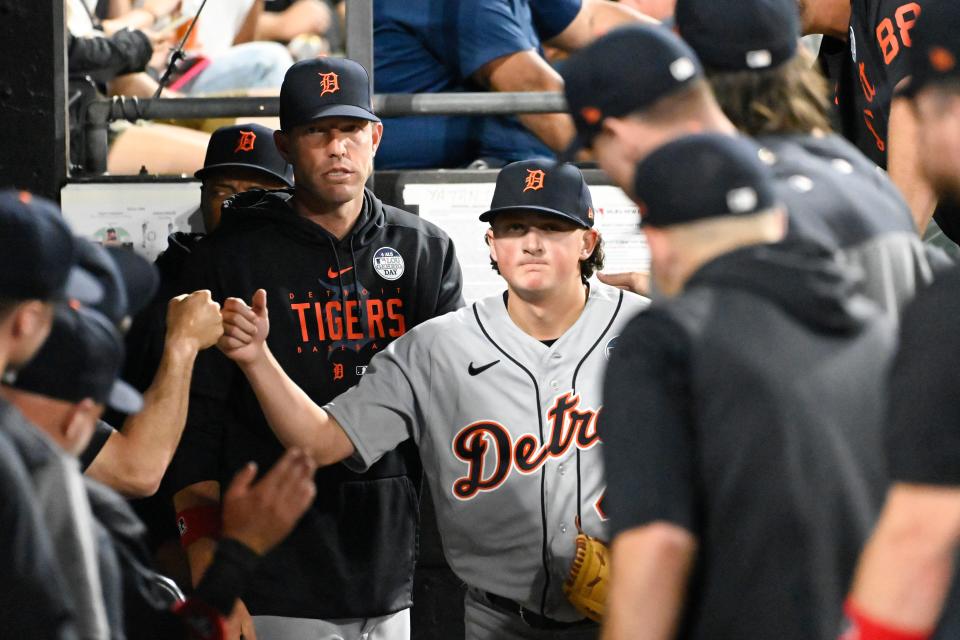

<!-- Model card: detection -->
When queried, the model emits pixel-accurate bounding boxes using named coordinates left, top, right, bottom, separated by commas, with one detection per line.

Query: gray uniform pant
left=252, top=608, right=409, bottom=640
left=464, top=589, right=599, bottom=640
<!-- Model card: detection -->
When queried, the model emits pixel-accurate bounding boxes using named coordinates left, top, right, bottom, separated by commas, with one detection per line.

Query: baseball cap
left=560, top=24, right=703, bottom=159
left=75, top=241, right=159, bottom=328
left=0, top=190, right=101, bottom=304
left=479, top=160, right=595, bottom=229
left=633, top=133, right=779, bottom=227
left=279, top=57, right=380, bottom=131
left=675, top=0, right=800, bottom=71
left=194, top=123, right=294, bottom=186
left=900, top=3, right=960, bottom=98
left=10, top=306, right=143, bottom=415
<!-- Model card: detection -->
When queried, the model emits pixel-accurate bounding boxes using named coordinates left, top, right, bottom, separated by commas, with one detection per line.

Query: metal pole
left=345, top=0, right=375, bottom=91
left=96, top=92, right=567, bottom=121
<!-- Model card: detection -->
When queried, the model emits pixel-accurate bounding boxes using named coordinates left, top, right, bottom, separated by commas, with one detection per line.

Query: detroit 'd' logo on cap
left=234, top=130, right=256, bottom=153
left=523, top=169, right=545, bottom=192
left=319, top=71, right=340, bottom=97
left=373, top=246, right=404, bottom=281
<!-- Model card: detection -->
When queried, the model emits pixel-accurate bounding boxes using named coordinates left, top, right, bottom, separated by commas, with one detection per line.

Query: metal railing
left=81, top=92, right=568, bottom=174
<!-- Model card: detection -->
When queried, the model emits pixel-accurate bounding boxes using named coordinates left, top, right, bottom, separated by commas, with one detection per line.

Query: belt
left=482, top=592, right=596, bottom=631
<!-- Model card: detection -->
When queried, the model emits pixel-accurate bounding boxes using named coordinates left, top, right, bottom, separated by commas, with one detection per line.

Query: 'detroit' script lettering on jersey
left=451, top=392, right=600, bottom=500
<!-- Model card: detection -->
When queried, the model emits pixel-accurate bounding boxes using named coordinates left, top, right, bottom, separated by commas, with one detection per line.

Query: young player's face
left=276, top=117, right=382, bottom=210
left=915, top=89, right=960, bottom=200
left=487, top=212, right=595, bottom=296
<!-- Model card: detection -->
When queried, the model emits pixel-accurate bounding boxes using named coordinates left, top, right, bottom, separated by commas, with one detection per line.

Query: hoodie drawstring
left=349, top=237, right=367, bottom=339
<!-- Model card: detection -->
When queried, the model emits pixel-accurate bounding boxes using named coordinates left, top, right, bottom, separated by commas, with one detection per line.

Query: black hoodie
left=601, top=240, right=894, bottom=640
left=167, top=188, right=464, bottom=619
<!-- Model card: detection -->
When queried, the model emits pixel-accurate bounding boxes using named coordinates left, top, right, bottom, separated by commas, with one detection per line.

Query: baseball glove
left=563, top=528, right=610, bottom=622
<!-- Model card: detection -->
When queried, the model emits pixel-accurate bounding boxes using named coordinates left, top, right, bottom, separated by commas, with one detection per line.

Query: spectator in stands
left=66, top=10, right=211, bottom=174
left=618, top=0, right=675, bottom=20
left=0, top=189, right=102, bottom=639
left=161, top=0, right=294, bottom=96
left=374, top=0, right=657, bottom=169
left=258, top=0, right=339, bottom=60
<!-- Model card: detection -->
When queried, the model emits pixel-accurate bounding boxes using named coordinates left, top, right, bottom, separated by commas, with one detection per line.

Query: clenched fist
left=166, top=289, right=223, bottom=352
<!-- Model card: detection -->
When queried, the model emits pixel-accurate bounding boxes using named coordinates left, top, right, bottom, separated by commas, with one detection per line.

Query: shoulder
left=389, top=303, right=475, bottom=347
left=381, top=204, right=455, bottom=243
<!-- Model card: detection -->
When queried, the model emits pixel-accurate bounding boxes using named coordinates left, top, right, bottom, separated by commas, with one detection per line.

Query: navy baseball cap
left=10, top=306, right=143, bottom=415
left=900, top=3, right=960, bottom=98
left=480, top=160, right=595, bottom=229
left=633, top=134, right=779, bottom=227
left=194, top=123, right=294, bottom=186
left=75, top=242, right=159, bottom=329
left=676, top=0, right=800, bottom=71
left=0, top=190, right=101, bottom=304
left=280, top=57, right=380, bottom=131
left=560, top=24, right=703, bottom=159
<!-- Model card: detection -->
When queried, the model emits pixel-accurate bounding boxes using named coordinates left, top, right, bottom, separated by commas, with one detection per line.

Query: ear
left=371, top=122, right=384, bottom=154
left=63, top=398, right=100, bottom=453
left=580, top=229, right=600, bottom=258
left=485, top=228, right=498, bottom=263
left=10, top=301, right=50, bottom=341
left=274, top=130, right=291, bottom=163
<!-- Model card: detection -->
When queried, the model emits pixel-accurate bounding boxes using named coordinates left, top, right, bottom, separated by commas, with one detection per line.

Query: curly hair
left=706, top=51, right=832, bottom=136
left=487, top=235, right=605, bottom=282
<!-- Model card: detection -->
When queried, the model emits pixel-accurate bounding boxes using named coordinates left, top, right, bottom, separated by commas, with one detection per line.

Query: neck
left=292, top=190, right=365, bottom=240
left=506, top=280, right=588, bottom=341
left=804, top=0, right=851, bottom=39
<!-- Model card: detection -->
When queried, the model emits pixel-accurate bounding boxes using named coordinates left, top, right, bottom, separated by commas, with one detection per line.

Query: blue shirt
left=374, top=0, right=581, bottom=169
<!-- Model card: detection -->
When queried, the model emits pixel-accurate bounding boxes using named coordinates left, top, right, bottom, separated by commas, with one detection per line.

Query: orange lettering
left=344, top=300, right=363, bottom=340
left=367, top=299, right=385, bottom=337
left=291, top=303, right=311, bottom=342
left=325, top=301, right=343, bottom=340
left=387, top=299, right=405, bottom=337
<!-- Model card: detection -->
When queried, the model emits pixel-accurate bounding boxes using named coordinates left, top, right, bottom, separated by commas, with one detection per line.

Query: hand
left=226, top=598, right=257, bottom=640
left=221, top=448, right=317, bottom=556
left=166, top=290, right=223, bottom=352
left=597, top=271, right=651, bottom=297
left=218, top=289, right=270, bottom=367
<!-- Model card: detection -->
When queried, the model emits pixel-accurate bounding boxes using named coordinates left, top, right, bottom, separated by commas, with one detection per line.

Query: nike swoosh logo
left=468, top=360, right=500, bottom=376
left=328, top=266, right=354, bottom=279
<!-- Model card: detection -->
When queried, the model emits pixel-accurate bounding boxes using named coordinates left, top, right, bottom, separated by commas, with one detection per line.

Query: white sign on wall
left=61, top=182, right=202, bottom=261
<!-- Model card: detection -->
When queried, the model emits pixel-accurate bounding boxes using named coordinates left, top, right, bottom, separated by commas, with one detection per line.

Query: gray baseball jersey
left=326, top=283, right=648, bottom=622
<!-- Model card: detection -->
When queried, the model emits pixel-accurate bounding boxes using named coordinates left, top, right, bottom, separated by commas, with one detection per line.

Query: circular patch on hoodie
left=373, top=246, right=404, bottom=281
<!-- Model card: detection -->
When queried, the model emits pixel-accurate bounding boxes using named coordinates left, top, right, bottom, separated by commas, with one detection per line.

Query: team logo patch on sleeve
left=373, top=246, right=404, bottom=281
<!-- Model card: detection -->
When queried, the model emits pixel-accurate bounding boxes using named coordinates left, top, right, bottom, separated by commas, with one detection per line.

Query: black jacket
left=167, top=188, right=464, bottom=618
left=68, top=30, right=152, bottom=84
left=602, top=240, right=894, bottom=640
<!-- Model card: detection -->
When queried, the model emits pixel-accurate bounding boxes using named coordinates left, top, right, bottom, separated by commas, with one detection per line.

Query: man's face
left=592, top=117, right=678, bottom=195
left=486, top=212, right=594, bottom=299
left=275, top=117, right=382, bottom=210
left=200, top=167, right=290, bottom=232
left=915, top=88, right=960, bottom=199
